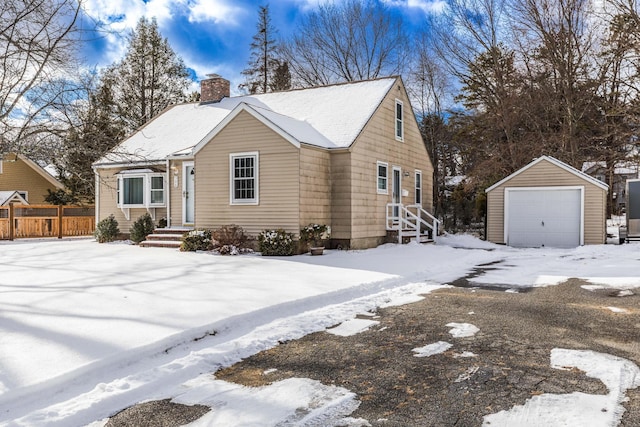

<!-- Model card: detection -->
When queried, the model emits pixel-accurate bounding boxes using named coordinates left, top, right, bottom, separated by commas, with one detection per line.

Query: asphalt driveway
left=108, top=278, right=639, bottom=426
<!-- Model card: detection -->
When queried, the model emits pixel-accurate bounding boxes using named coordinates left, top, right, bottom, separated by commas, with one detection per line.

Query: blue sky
left=79, top=0, right=445, bottom=94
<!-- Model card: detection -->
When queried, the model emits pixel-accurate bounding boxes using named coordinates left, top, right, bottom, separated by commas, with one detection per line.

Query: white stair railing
left=386, top=203, right=440, bottom=244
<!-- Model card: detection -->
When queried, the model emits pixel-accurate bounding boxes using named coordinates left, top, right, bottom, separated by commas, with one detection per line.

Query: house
left=581, top=161, right=639, bottom=215
left=93, top=75, right=435, bottom=249
left=0, top=153, right=64, bottom=204
left=485, top=155, right=608, bottom=248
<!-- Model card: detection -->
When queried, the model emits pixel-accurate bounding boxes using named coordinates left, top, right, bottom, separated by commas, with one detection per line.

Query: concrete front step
left=140, top=227, right=191, bottom=248
left=139, top=240, right=182, bottom=248
left=154, top=227, right=192, bottom=235
left=145, top=233, right=184, bottom=241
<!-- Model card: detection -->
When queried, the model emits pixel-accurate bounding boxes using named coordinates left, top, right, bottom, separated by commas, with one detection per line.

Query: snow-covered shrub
left=216, top=244, right=255, bottom=256
left=157, top=217, right=167, bottom=229
left=212, top=224, right=251, bottom=249
left=258, top=229, right=294, bottom=256
left=94, top=214, right=120, bottom=243
left=300, top=223, right=330, bottom=247
left=181, top=229, right=213, bottom=252
left=129, top=213, right=155, bottom=244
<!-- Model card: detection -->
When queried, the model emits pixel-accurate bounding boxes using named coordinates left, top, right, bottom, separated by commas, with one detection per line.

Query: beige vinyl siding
left=194, top=110, right=300, bottom=236
left=96, top=167, right=168, bottom=231
left=0, top=157, right=60, bottom=204
left=330, top=151, right=352, bottom=240
left=300, top=145, right=331, bottom=228
left=346, top=78, right=434, bottom=244
left=486, top=159, right=606, bottom=245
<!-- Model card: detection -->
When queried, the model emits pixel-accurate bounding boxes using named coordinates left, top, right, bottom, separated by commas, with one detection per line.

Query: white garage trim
left=504, top=186, right=585, bottom=247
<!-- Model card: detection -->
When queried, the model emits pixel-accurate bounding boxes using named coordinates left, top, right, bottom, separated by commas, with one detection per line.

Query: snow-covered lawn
left=0, top=235, right=639, bottom=426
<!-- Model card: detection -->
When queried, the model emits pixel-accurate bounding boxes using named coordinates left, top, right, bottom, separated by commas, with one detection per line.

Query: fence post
left=58, top=205, right=63, bottom=239
left=8, top=203, right=14, bottom=241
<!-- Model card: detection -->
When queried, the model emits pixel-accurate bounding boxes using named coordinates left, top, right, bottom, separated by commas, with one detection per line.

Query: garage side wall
left=486, top=159, right=606, bottom=245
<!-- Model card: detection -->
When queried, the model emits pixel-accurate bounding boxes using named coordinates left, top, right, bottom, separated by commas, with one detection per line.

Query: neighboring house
left=0, top=153, right=64, bottom=204
left=0, top=191, right=29, bottom=206
left=93, top=75, right=435, bottom=249
left=581, top=161, right=640, bottom=214
left=486, top=156, right=608, bottom=248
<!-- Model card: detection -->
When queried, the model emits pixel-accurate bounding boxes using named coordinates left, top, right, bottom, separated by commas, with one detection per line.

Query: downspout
left=166, top=158, right=171, bottom=228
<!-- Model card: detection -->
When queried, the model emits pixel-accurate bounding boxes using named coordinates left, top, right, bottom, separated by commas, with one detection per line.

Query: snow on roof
left=582, top=161, right=640, bottom=176
left=0, top=191, right=28, bottom=206
left=94, top=78, right=396, bottom=166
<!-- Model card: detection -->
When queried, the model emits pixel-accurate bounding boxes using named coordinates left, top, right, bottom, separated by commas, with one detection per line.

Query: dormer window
left=395, top=99, right=404, bottom=141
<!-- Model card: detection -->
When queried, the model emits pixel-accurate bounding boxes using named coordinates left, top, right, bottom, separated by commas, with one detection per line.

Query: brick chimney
left=200, top=74, right=230, bottom=103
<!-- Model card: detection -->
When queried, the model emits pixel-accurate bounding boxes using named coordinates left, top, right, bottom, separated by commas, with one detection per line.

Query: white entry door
left=506, top=187, right=582, bottom=248
left=183, top=162, right=195, bottom=224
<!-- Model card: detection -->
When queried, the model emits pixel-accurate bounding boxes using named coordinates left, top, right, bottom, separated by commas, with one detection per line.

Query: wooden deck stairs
left=386, top=203, right=440, bottom=245
left=139, top=227, right=192, bottom=248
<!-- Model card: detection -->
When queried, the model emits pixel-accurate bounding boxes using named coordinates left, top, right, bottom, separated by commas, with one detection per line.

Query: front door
left=392, top=167, right=401, bottom=217
left=183, top=162, right=195, bottom=225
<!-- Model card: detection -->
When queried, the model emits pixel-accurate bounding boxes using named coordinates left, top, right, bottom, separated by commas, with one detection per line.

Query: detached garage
left=486, top=156, right=608, bottom=248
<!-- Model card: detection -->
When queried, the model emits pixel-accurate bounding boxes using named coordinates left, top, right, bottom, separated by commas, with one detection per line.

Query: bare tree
left=282, top=0, right=409, bottom=86
left=0, top=0, right=82, bottom=154
left=512, top=0, right=600, bottom=165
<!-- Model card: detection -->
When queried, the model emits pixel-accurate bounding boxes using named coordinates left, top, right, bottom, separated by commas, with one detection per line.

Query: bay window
left=116, top=170, right=165, bottom=208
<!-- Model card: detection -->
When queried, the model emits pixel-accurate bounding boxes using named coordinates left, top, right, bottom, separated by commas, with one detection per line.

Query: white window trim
left=377, top=161, right=389, bottom=195
left=230, top=151, right=259, bottom=205
left=415, top=169, right=422, bottom=205
left=395, top=99, right=404, bottom=142
left=117, top=172, right=166, bottom=209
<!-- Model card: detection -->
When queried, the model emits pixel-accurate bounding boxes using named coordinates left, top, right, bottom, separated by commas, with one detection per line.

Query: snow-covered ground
left=0, top=235, right=639, bottom=426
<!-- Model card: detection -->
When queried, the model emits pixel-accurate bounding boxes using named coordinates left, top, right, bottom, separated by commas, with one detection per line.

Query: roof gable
left=0, top=191, right=29, bottom=206
left=191, top=103, right=338, bottom=155
left=485, top=155, right=609, bottom=193
left=94, top=77, right=397, bottom=166
left=2, top=154, right=64, bottom=190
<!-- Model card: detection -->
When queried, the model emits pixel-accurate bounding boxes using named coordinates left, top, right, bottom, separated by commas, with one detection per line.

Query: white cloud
left=383, top=0, right=447, bottom=14
left=187, top=0, right=247, bottom=25
left=83, top=0, right=176, bottom=66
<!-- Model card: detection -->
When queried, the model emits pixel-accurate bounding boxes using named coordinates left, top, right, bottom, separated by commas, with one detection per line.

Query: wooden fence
left=0, top=204, right=95, bottom=240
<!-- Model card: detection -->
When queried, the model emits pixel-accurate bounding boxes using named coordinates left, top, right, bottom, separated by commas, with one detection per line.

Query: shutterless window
left=395, top=100, right=404, bottom=141
left=150, top=176, right=164, bottom=204
left=231, top=154, right=258, bottom=204
left=122, top=176, right=144, bottom=205
left=415, top=170, right=422, bottom=205
left=377, top=162, right=388, bottom=194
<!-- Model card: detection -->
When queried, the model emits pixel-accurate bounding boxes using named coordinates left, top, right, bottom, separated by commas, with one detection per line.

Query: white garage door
left=506, top=188, right=582, bottom=248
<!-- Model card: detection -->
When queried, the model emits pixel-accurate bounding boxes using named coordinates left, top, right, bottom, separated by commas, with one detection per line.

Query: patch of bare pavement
left=107, top=279, right=639, bottom=426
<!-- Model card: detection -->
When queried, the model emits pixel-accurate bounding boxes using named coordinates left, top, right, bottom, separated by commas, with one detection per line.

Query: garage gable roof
left=485, top=155, right=609, bottom=193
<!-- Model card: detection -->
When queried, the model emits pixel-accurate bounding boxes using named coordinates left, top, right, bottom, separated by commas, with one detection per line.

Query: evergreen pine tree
left=240, top=5, right=280, bottom=94
left=270, top=60, right=292, bottom=92
left=105, top=17, right=191, bottom=134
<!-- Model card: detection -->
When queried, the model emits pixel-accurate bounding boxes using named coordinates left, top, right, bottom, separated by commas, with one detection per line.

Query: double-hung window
left=395, top=99, right=404, bottom=141
left=230, top=152, right=259, bottom=204
left=377, top=161, right=388, bottom=194
left=117, top=170, right=165, bottom=208
left=415, top=170, right=422, bottom=205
